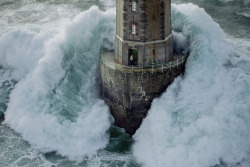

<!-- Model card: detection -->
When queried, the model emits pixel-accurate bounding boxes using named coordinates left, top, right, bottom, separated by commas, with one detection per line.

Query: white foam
left=4, top=6, right=116, bottom=161
left=0, top=125, right=57, bottom=167
left=218, top=0, right=235, bottom=2
left=133, top=3, right=250, bottom=167
left=236, top=12, right=250, bottom=18
left=99, top=0, right=115, bottom=9
left=0, top=125, right=137, bottom=167
left=0, top=28, right=58, bottom=80
left=0, top=0, right=80, bottom=81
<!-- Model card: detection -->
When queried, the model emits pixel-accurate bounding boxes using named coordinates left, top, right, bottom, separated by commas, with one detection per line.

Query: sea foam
left=4, top=6, right=115, bottom=161
left=133, top=3, right=250, bottom=167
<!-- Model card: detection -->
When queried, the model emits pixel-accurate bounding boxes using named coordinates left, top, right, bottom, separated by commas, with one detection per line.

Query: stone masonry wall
left=115, top=0, right=173, bottom=66
left=122, top=0, right=170, bottom=42
left=116, top=0, right=124, bottom=38
left=100, top=52, right=186, bottom=135
left=164, top=0, right=171, bottom=37
left=115, top=35, right=173, bottom=66
left=145, top=0, right=162, bottom=41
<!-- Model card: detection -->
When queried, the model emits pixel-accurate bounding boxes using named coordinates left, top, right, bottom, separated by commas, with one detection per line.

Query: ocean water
left=0, top=0, right=249, bottom=167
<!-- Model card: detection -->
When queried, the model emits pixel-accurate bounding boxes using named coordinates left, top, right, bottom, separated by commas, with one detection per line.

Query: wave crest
left=133, top=3, right=250, bottom=167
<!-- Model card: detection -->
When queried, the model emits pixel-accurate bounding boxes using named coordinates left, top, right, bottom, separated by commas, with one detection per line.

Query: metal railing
left=101, top=54, right=188, bottom=73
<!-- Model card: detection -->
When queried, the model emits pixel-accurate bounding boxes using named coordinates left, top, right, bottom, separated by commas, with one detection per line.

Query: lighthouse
left=114, top=0, right=173, bottom=66
left=100, top=0, right=187, bottom=135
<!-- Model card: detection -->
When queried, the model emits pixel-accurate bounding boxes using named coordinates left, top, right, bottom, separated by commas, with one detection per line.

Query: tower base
left=100, top=51, right=187, bottom=135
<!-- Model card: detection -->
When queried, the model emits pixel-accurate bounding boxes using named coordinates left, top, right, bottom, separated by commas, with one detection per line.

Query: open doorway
left=152, top=48, right=156, bottom=59
left=128, top=49, right=138, bottom=66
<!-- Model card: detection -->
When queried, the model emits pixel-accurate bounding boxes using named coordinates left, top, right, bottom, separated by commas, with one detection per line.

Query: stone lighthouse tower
left=114, top=0, right=173, bottom=66
left=100, top=0, right=186, bottom=135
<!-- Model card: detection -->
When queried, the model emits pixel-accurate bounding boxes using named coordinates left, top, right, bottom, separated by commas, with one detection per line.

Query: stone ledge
left=100, top=51, right=187, bottom=73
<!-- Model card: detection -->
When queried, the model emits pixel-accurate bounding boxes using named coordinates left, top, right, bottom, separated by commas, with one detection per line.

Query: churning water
left=0, top=0, right=249, bottom=167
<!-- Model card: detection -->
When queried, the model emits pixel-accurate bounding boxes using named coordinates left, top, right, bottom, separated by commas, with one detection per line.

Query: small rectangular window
left=132, top=1, right=137, bottom=12
left=132, top=24, right=136, bottom=34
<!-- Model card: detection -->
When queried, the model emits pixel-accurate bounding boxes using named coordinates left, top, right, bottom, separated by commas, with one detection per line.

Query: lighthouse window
left=132, top=24, right=136, bottom=34
left=132, top=1, right=137, bottom=12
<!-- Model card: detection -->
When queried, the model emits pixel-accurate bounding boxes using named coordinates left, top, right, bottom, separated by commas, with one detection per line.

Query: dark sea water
left=0, top=0, right=249, bottom=167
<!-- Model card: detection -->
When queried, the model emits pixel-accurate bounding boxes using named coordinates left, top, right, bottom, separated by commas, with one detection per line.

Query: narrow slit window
left=132, top=24, right=136, bottom=34
left=132, top=1, right=137, bottom=12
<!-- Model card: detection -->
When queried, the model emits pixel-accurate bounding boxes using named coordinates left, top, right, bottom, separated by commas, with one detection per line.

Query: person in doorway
left=130, top=54, right=134, bottom=65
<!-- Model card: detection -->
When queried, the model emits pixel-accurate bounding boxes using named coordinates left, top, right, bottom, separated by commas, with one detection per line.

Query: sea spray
left=133, top=3, right=250, bottom=167
left=0, top=126, right=57, bottom=167
left=1, top=0, right=249, bottom=166
left=0, top=125, right=139, bottom=167
left=4, top=6, right=116, bottom=161
left=0, top=69, right=15, bottom=123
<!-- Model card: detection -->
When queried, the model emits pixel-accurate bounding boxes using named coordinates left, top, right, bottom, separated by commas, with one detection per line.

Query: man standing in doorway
left=130, top=54, right=134, bottom=65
